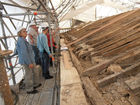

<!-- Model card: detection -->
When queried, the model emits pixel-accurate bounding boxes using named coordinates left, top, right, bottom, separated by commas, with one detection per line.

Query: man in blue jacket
left=37, top=27, right=54, bottom=79
left=14, top=26, right=41, bottom=94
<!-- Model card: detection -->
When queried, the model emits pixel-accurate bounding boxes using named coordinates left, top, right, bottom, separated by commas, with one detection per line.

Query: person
left=37, top=27, right=54, bottom=79
left=14, top=26, right=41, bottom=94
left=28, top=22, right=41, bottom=65
left=45, top=27, right=57, bottom=66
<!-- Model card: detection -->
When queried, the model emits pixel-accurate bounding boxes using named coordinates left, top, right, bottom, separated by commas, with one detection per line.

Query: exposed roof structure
left=1, top=0, right=140, bottom=105
left=62, top=8, right=140, bottom=105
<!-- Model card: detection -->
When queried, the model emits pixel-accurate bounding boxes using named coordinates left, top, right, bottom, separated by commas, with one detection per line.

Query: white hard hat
left=29, top=22, right=36, bottom=27
left=40, top=22, right=49, bottom=27
left=16, top=26, right=25, bottom=33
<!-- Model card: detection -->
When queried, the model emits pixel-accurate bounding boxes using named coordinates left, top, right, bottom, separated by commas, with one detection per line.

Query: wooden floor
left=16, top=68, right=55, bottom=105
left=60, top=39, right=88, bottom=105
left=15, top=39, right=89, bottom=105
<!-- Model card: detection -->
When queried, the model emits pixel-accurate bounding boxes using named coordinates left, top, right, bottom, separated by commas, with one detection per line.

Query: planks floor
left=16, top=67, right=55, bottom=105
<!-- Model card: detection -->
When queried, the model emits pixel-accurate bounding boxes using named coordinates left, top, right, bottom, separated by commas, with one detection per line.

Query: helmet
left=16, top=26, right=25, bottom=33
left=40, top=22, right=49, bottom=28
left=29, top=22, right=36, bottom=27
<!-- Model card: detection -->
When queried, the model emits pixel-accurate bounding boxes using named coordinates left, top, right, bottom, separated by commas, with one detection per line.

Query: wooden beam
left=69, top=48, right=84, bottom=75
left=103, top=36, right=140, bottom=57
left=125, top=73, right=140, bottom=95
left=92, top=29, right=140, bottom=57
left=0, top=49, right=13, bottom=105
left=97, top=61, right=140, bottom=87
left=82, top=45, right=140, bottom=77
left=67, top=9, right=139, bottom=46
left=94, top=20, right=140, bottom=51
left=82, top=77, right=107, bottom=105
left=80, top=18, right=140, bottom=58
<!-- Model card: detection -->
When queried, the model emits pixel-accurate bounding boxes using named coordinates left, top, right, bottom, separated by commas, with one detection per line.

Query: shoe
left=27, top=89, right=38, bottom=94
left=34, top=84, right=42, bottom=89
left=45, top=75, right=53, bottom=79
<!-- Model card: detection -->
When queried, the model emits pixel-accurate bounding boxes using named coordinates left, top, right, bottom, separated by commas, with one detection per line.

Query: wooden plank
left=0, top=50, right=12, bottom=56
left=97, top=61, right=140, bottom=87
left=84, top=15, right=140, bottom=48
left=80, top=18, right=140, bottom=57
left=30, top=93, right=40, bottom=105
left=60, top=51, right=81, bottom=86
left=82, top=77, right=107, bottom=105
left=93, top=30, right=140, bottom=57
left=60, top=39, right=88, bottom=105
left=69, top=48, right=84, bottom=75
left=125, top=73, right=140, bottom=94
left=68, top=14, right=118, bottom=38
left=82, top=58, right=117, bottom=77
left=94, top=20, right=140, bottom=51
left=39, top=90, right=53, bottom=105
left=67, top=9, right=138, bottom=46
left=25, top=94, right=34, bottom=105
left=61, top=84, right=88, bottom=105
left=103, top=36, right=140, bottom=57
left=82, top=45, right=140, bottom=77
left=0, top=51, right=13, bottom=105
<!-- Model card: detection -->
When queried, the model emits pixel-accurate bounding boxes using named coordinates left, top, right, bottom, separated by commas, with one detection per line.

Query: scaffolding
left=0, top=0, right=60, bottom=104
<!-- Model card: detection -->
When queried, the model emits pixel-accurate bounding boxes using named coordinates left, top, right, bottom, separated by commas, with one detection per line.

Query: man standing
left=37, top=27, right=54, bottom=79
left=28, top=22, right=41, bottom=65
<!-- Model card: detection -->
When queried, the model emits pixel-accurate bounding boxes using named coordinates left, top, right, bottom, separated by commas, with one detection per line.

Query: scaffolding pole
left=0, top=7, right=16, bottom=85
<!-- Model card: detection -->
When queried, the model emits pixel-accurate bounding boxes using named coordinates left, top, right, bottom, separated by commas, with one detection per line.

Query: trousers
left=22, top=64, right=40, bottom=92
left=39, top=52, right=50, bottom=77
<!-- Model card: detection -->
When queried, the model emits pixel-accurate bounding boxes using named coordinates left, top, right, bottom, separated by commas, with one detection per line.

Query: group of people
left=14, top=22, right=57, bottom=94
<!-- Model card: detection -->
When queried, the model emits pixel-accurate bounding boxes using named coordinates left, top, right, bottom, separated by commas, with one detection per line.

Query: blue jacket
left=37, top=33, right=51, bottom=55
left=15, top=37, right=35, bottom=65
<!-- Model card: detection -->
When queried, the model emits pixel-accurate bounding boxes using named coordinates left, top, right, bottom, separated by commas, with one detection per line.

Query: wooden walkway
left=16, top=67, right=56, bottom=105
left=15, top=39, right=88, bottom=105
left=60, top=39, right=88, bottom=105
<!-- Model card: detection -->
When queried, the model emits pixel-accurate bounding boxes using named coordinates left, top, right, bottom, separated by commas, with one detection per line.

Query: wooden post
left=0, top=49, right=13, bottom=105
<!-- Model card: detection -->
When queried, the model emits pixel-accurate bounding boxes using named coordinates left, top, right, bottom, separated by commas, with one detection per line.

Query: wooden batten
left=82, top=77, right=107, bottom=105
left=97, top=61, right=140, bottom=87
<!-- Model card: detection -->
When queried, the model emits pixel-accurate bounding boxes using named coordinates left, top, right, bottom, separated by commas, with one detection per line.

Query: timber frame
left=63, top=8, right=140, bottom=105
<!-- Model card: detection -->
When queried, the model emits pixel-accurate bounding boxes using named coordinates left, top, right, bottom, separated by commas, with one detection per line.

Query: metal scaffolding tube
left=0, top=11, right=16, bottom=85
left=21, top=13, right=27, bottom=26
left=0, top=35, right=17, bottom=40
left=37, top=0, right=49, bottom=12
left=3, top=12, right=48, bottom=17
left=3, top=7, right=16, bottom=29
left=3, top=20, right=17, bottom=41
left=3, top=16, right=28, bottom=22
left=1, top=1, right=38, bottom=11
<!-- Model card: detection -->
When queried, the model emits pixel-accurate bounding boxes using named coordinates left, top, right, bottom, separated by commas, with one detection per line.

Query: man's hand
left=29, top=64, right=34, bottom=69
left=49, top=55, right=55, bottom=61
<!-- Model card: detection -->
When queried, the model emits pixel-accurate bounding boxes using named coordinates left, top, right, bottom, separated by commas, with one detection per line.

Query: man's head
left=29, top=22, right=36, bottom=29
left=42, top=27, right=49, bottom=34
left=17, top=26, right=27, bottom=38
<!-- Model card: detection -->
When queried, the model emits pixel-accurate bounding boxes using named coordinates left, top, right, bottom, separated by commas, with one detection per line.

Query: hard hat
left=16, top=26, right=25, bottom=33
left=40, top=22, right=49, bottom=28
left=29, top=22, right=36, bottom=27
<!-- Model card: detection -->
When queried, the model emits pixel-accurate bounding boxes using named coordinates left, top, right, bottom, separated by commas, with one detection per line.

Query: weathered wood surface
left=82, top=77, right=107, bottom=105
left=97, top=61, right=140, bottom=87
left=82, top=45, right=140, bottom=77
left=0, top=49, right=13, bottom=105
left=125, top=73, right=140, bottom=94
left=67, top=9, right=137, bottom=46
left=0, top=50, right=12, bottom=56
left=60, top=39, right=88, bottom=105
left=16, top=67, right=55, bottom=105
